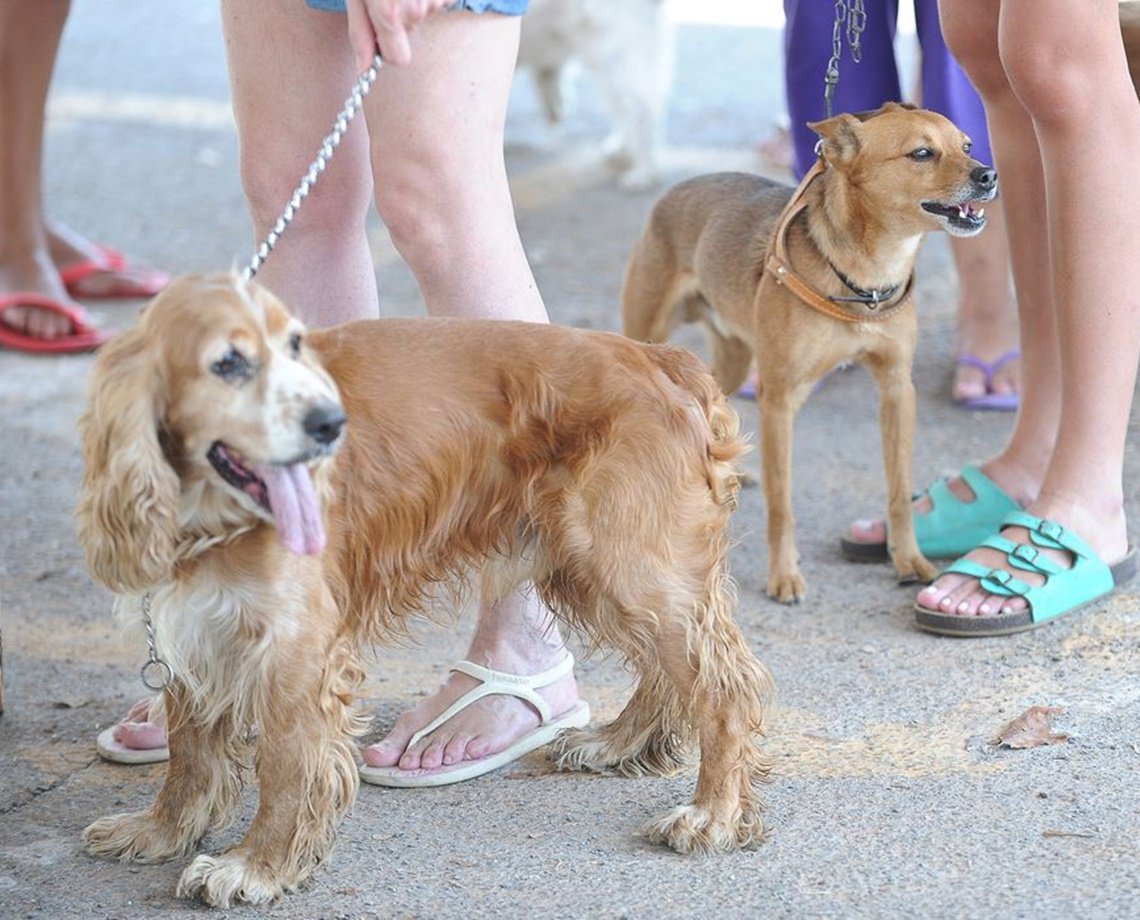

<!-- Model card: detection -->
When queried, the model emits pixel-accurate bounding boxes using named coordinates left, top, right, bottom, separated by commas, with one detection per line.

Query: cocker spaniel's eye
left=908, top=147, right=934, bottom=161
left=288, top=331, right=303, bottom=359
left=211, top=346, right=252, bottom=382
left=963, top=141, right=973, bottom=155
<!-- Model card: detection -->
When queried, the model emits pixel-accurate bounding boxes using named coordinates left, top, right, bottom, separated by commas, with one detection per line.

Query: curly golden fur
left=77, top=273, right=774, bottom=906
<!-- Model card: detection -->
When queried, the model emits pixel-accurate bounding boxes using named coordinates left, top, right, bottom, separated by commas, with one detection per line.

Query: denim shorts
left=306, top=0, right=528, bottom=13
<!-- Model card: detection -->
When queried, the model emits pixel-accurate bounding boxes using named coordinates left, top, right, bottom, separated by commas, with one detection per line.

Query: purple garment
left=782, top=0, right=992, bottom=179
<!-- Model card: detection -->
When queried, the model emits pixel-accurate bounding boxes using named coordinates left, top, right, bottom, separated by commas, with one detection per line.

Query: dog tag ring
left=137, top=591, right=175, bottom=690
left=140, top=657, right=174, bottom=691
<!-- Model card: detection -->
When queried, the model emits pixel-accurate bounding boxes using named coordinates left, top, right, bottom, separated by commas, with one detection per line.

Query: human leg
left=357, top=10, right=578, bottom=774
left=221, top=0, right=380, bottom=327
left=913, top=0, right=1020, bottom=407
left=0, top=0, right=84, bottom=339
left=0, top=0, right=166, bottom=346
left=916, top=0, right=1140, bottom=625
left=224, top=2, right=577, bottom=774
left=842, top=0, right=1049, bottom=553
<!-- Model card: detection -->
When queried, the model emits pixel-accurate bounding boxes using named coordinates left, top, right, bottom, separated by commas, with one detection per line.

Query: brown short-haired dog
left=622, top=102, right=998, bottom=602
left=77, top=274, right=774, bottom=907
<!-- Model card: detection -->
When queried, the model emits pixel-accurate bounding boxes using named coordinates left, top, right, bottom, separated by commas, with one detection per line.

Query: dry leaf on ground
left=992, top=706, right=1069, bottom=749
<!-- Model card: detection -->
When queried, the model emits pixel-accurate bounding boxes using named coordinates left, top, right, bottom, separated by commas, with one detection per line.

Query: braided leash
left=242, top=53, right=384, bottom=280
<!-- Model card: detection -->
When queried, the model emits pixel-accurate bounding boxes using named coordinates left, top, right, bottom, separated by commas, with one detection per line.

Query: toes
left=952, top=369, right=987, bottom=402
left=112, top=720, right=167, bottom=750
left=848, top=517, right=887, bottom=543
left=361, top=740, right=400, bottom=768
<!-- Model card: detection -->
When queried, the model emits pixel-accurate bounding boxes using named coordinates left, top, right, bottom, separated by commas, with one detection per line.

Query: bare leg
left=0, top=0, right=164, bottom=339
left=918, top=0, right=1140, bottom=618
left=0, top=0, right=84, bottom=337
left=221, top=3, right=577, bottom=771
left=949, top=200, right=1020, bottom=404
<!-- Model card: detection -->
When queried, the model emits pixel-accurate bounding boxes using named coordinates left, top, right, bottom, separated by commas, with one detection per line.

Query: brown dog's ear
left=807, top=112, right=864, bottom=167
left=76, top=315, right=180, bottom=594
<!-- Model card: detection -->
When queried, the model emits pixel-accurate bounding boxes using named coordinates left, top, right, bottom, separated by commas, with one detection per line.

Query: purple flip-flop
left=954, top=349, right=1019, bottom=411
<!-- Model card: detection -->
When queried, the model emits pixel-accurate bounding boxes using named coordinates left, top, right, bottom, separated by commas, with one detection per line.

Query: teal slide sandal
left=841, top=465, right=1020, bottom=563
left=915, top=511, right=1139, bottom=637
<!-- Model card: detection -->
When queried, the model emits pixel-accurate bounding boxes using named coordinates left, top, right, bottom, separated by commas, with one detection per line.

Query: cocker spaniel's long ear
left=76, top=316, right=180, bottom=593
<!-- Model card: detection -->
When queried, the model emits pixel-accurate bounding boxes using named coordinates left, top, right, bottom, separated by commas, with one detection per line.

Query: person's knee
left=1000, top=42, right=1094, bottom=125
left=238, top=145, right=371, bottom=240
left=941, top=12, right=1005, bottom=100
left=372, top=162, right=454, bottom=270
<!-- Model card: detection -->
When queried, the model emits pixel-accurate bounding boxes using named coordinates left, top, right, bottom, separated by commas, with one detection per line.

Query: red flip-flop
left=0, top=293, right=111, bottom=354
left=59, top=245, right=170, bottom=300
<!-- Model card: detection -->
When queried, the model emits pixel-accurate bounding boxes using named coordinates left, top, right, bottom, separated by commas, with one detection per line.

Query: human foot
left=360, top=651, right=585, bottom=783
left=48, top=223, right=169, bottom=300
left=96, top=697, right=170, bottom=764
left=914, top=510, right=1137, bottom=636
left=841, top=464, right=1023, bottom=562
left=0, top=247, right=95, bottom=340
left=952, top=311, right=1020, bottom=409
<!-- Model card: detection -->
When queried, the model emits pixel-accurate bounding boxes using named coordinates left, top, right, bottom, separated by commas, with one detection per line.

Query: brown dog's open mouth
left=207, top=441, right=326, bottom=554
left=921, top=199, right=988, bottom=234
left=922, top=200, right=988, bottom=234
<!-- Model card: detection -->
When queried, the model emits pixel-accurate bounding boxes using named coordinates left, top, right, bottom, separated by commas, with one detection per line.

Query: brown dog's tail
left=643, top=342, right=747, bottom=509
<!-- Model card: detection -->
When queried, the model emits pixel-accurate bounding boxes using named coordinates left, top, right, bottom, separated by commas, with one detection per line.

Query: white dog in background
left=517, top=0, right=673, bottom=191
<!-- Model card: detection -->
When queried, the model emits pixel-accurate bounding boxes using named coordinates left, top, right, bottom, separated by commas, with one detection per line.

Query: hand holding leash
left=346, top=0, right=456, bottom=69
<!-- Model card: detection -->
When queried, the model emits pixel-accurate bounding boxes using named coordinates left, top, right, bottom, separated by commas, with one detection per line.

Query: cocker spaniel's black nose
left=303, top=401, right=347, bottom=445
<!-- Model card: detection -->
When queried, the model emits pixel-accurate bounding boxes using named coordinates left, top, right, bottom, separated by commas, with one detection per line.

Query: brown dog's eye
left=908, top=147, right=934, bottom=161
left=211, top=346, right=253, bottom=382
left=288, top=332, right=303, bottom=359
left=963, top=141, right=973, bottom=155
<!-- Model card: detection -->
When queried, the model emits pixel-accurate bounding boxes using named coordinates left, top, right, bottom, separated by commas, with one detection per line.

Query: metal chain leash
left=823, top=0, right=867, bottom=118
left=138, top=593, right=174, bottom=690
left=242, top=53, right=384, bottom=280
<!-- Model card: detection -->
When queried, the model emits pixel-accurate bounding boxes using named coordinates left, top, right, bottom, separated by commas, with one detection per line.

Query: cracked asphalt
left=3, top=2, right=1140, bottom=918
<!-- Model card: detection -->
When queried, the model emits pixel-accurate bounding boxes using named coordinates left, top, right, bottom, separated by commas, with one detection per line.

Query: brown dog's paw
left=642, top=804, right=764, bottom=853
left=893, top=554, right=938, bottom=586
left=82, top=811, right=195, bottom=863
left=177, top=852, right=292, bottom=907
left=766, top=569, right=807, bottom=604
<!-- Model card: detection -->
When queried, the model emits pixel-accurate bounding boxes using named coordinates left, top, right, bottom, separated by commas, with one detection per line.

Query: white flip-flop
left=359, top=654, right=590, bottom=788
left=95, top=697, right=170, bottom=765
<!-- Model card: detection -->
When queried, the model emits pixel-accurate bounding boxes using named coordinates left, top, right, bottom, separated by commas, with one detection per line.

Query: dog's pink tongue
left=257, top=463, right=326, bottom=555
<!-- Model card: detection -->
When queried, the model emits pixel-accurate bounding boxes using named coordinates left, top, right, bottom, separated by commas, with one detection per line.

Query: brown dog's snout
left=303, top=400, right=347, bottom=446
left=971, top=165, right=998, bottom=194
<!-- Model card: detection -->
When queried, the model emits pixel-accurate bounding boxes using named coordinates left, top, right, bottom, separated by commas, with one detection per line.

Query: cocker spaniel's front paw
left=82, top=810, right=195, bottom=863
left=177, top=852, right=294, bottom=907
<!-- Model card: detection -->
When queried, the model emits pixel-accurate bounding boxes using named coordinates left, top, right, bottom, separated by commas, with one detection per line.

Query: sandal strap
left=1003, top=510, right=1098, bottom=559
left=943, top=556, right=1032, bottom=597
left=912, top=465, right=1020, bottom=558
left=977, top=533, right=1066, bottom=578
left=406, top=653, right=575, bottom=749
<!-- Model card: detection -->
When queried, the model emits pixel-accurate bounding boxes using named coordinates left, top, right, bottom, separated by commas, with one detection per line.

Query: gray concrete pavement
left=3, top=3, right=1140, bottom=918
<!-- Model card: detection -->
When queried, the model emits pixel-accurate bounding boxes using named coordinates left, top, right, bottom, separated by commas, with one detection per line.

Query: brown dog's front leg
left=175, top=656, right=360, bottom=908
left=759, top=386, right=808, bottom=602
left=84, top=686, right=242, bottom=864
left=872, top=361, right=937, bottom=584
